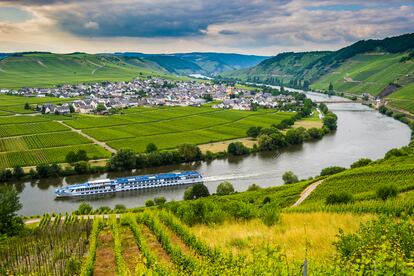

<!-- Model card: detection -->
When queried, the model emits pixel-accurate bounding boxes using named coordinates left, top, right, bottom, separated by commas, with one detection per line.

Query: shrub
left=325, top=192, right=354, bottom=205
left=216, top=181, right=235, bottom=196
left=384, top=147, right=409, bottom=159
left=350, top=158, right=372, bottom=168
left=307, top=127, right=324, bottom=139
left=227, top=142, right=249, bottom=155
left=376, top=185, right=398, bottom=200
left=320, top=166, right=346, bottom=176
left=246, top=126, right=262, bottom=138
left=184, top=183, right=210, bottom=200
left=247, top=183, right=261, bottom=191
left=114, top=204, right=126, bottom=211
left=154, top=196, right=167, bottom=205
left=146, top=143, right=158, bottom=153
left=260, top=205, right=280, bottom=226
left=76, top=203, right=92, bottom=215
left=282, top=171, right=299, bottom=184
left=145, top=199, right=155, bottom=207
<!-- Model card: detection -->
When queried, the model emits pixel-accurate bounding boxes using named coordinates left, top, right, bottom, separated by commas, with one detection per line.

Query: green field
left=0, top=53, right=185, bottom=89
left=386, top=83, right=414, bottom=113
left=311, top=53, right=414, bottom=95
left=0, top=94, right=75, bottom=115
left=0, top=103, right=298, bottom=168
left=72, top=107, right=296, bottom=152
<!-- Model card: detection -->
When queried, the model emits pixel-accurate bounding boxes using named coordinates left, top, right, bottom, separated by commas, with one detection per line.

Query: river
left=14, top=92, right=412, bottom=216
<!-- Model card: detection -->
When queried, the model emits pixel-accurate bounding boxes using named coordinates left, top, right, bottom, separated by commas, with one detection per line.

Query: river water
left=13, top=92, right=411, bottom=216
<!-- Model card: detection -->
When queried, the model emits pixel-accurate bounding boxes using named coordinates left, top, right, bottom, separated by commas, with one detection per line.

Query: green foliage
left=0, top=185, right=23, bottom=236
left=282, top=171, right=299, bottom=184
left=376, top=184, right=398, bottom=200
left=322, top=112, right=337, bottom=131
left=12, top=166, right=24, bottom=179
left=73, top=161, right=90, bottom=174
left=184, top=183, right=210, bottom=200
left=259, top=204, right=280, bottom=226
left=108, top=148, right=136, bottom=171
left=350, top=158, right=372, bottom=168
left=325, top=192, right=354, bottom=205
left=285, top=127, right=310, bottom=145
left=216, top=181, right=235, bottom=196
left=145, top=199, right=155, bottom=207
left=80, top=219, right=103, bottom=276
left=247, top=183, right=262, bottom=191
left=178, top=144, right=202, bottom=162
left=227, top=142, right=249, bottom=155
left=334, top=217, right=414, bottom=274
left=154, top=196, right=167, bottom=206
left=246, top=126, right=261, bottom=137
left=76, top=203, right=93, bottom=215
left=145, top=142, right=158, bottom=153
left=320, top=166, right=346, bottom=176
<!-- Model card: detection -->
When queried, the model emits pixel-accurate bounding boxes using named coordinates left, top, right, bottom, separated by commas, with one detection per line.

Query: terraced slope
left=0, top=53, right=170, bottom=89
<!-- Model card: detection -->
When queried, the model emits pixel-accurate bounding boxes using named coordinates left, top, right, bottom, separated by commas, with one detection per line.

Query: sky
left=0, top=0, right=413, bottom=55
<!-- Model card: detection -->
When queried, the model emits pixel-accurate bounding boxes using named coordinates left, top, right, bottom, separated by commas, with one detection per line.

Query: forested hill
left=220, top=33, right=414, bottom=95
left=114, top=52, right=269, bottom=76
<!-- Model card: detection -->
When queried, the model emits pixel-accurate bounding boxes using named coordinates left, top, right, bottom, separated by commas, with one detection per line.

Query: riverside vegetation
left=1, top=127, right=414, bottom=274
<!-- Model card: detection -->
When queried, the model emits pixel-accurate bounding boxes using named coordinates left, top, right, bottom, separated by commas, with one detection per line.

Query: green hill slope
left=0, top=52, right=170, bottom=89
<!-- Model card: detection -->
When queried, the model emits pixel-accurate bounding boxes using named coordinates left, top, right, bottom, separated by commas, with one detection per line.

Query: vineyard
left=0, top=94, right=74, bottom=115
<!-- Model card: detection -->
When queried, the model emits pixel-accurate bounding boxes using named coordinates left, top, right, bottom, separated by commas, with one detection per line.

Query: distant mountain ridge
left=114, top=52, right=269, bottom=76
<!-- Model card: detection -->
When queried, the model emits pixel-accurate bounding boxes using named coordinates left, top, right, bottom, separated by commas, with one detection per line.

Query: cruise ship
left=55, top=171, right=203, bottom=197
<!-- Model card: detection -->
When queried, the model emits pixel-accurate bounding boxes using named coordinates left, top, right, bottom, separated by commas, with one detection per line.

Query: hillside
left=115, top=52, right=269, bottom=76
left=220, top=33, right=414, bottom=101
left=0, top=52, right=173, bottom=89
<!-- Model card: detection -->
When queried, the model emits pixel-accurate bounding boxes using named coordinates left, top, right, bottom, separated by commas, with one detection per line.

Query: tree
left=76, top=150, right=88, bottom=161
left=96, top=103, right=106, bottom=112
left=323, top=113, right=338, bottom=131
left=351, top=158, right=372, bottom=169
left=227, top=142, right=249, bottom=156
left=0, top=185, right=23, bottom=236
left=145, top=199, right=155, bottom=207
left=246, top=126, right=261, bottom=138
left=13, top=166, right=25, bottom=179
left=108, top=148, right=136, bottom=171
left=376, top=185, right=398, bottom=200
left=178, top=144, right=201, bottom=162
left=65, top=151, right=78, bottom=163
left=247, top=183, right=261, bottom=191
left=146, top=143, right=158, bottom=153
left=320, top=166, right=346, bottom=176
left=216, top=181, right=234, bottom=195
left=69, top=104, right=75, bottom=113
left=328, top=82, right=334, bottom=94
left=282, top=171, right=299, bottom=184
left=24, top=103, right=30, bottom=110
left=74, top=161, right=90, bottom=174
left=76, top=203, right=92, bottom=214
left=36, top=164, right=50, bottom=178
left=285, top=127, right=309, bottom=145
left=184, top=183, right=210, bottom=200
left=154, top=196, right=167, bottom=205
left=307, top=128, right=324, bottom=140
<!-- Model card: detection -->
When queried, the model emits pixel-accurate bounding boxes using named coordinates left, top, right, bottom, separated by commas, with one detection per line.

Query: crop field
left=0, top=144, right=111, bottom=169
left=386, top=83, right=414, bottom=114
left=311, top=53, right=414, bottom=95
left=73, top=107, right=296, bottom=152
left=0, top=94, right=74, bottom=115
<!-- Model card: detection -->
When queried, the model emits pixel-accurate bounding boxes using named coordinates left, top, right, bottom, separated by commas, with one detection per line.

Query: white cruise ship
left=55, top=171, right=203, bottom=197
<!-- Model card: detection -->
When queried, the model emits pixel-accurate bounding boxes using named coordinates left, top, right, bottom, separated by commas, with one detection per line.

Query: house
left=55, top=105, right=70, bottom=114
left=43, top=103, right=56, bottom=114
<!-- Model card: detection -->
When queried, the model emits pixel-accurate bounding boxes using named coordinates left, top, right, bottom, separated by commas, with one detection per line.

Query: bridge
left=314, top=100, right=363, bottom=104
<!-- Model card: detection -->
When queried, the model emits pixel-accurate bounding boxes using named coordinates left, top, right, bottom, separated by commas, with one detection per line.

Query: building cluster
left=1, top=77, right=300, bottom=114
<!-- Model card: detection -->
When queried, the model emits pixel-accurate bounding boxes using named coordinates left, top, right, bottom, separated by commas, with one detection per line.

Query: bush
left=282, top=171, right=299, bottom=184
left=76, top=203, right=93, bottom=215
left=246, top=126, right=262, bottom=138
left=216, top=181, right=235, bottom=196
left=376, top=185, right=398, bottom=200
left=260, top=205, right=280, bottom=226
left=154, top=196, right=167, bottom=205
left=320, top=166, right=346, bottom=176
left=307, top=127, right=324, bottom=139
left=227, top=142, right=249, bottom=155
left=325, top=192, right=354, bottom=205
left=350, top=158, right=372, bottom=168
left=247, top=184, right=261, bottom=191
left=114, top=204, right=126, bottom=211
left=146, top=142, right=158, bottom=153
left=184, top=183, right=210, bottom=200
left=384, top=147, right=409, bottom=159
left=145, top=199, right=155, bottom=207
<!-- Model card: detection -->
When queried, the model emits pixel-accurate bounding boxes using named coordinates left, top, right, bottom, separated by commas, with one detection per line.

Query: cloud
left=0, top=0, right=412, bottom=55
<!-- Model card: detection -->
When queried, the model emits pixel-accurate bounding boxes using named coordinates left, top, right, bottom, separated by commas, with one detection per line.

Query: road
left=291, top=180, right=322, bottom=207
left=56, top=120, right=117, bottom=154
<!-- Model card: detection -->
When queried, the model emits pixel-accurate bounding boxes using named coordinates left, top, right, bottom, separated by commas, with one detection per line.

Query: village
left=0, top=77, right=300, bottom=114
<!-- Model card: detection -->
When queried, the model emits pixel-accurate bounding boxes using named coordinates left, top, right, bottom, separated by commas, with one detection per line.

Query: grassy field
left=0, top=94, right=74, bottom=115
left=72, top=106, right=296, bottom=153
left=311, top=53, right=414, bottom=96
left=0, top=53, right=182, bottom=89
left=0, top=103, right=299, bottom=168
left=386, top=83, right=414, bottom=114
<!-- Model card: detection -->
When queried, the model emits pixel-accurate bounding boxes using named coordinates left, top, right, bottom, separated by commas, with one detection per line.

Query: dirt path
left=120, top=227, right=143, bottom=273
left=94, top=228, right=116, bottom=276
left=291, top=180, right=322, bottom=207
left=56, top=120, right=117, bottom=154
